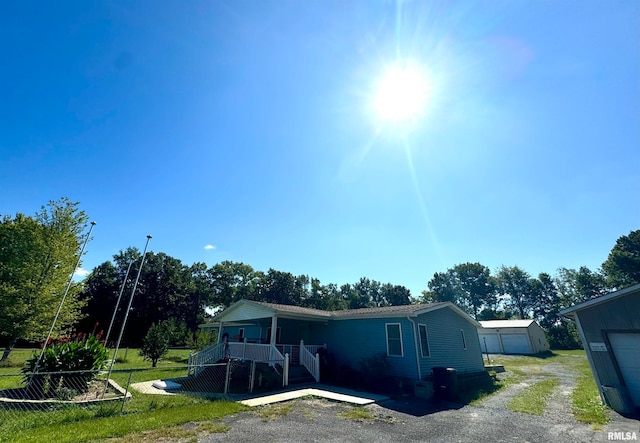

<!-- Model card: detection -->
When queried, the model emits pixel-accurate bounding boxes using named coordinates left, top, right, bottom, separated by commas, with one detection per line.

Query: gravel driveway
left=199, top=362, right=638, bottom=443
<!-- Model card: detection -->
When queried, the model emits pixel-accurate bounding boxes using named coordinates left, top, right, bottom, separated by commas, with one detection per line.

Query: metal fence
left=0, top=360, right=285, bottom=439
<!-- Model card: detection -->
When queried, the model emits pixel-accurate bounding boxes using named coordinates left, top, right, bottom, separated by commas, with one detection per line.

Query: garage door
left=478, top=334, right=502, bottom=353
left=608, top=332, right=640, bottom=407
left=501, top=334, right=531, bottom=354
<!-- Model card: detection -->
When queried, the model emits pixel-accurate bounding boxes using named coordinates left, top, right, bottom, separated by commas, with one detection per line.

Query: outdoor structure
left=560, top=283, right=640, bottom=417
left=477, top=319, right=550, bottom=355
left=191, top=300, right=486, bottom=388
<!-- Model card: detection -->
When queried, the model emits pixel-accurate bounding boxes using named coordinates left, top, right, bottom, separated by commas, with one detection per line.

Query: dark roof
left=331, top=303, right=447, bottom=317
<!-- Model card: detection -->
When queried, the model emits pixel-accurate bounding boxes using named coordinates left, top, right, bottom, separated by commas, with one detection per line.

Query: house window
left=266, top=327, right=281, bottom=343
left=238, top=328, right=245, bottom=341
left=418, top=324, right=430, bottom=358
left=460, top=329, right=467, bottom=350
left=386, top=323, right=403, bottom=357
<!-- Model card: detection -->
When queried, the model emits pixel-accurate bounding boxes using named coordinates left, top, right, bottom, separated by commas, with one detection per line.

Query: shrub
left=187, top=329, right=217, bottom=351
left=21, top=333, right=109, bottom=399
left=359, top=353, right=391, bottom=391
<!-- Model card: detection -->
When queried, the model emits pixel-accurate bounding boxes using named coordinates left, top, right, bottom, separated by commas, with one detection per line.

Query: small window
left=386, top=323, right=404, bottom=357
left=460, top=329, right=467, bottom=350
left=418, top=324, right=430, bottom=358
left=238, top=328, right=245, bottom=341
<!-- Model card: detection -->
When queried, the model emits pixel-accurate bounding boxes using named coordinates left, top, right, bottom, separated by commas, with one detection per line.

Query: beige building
left=478, top=319, right=550, bottom=355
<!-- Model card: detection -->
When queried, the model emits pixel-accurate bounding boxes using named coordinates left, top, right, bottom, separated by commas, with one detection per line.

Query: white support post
left=315, top=353, right=320, bottom=382
left=243, top=337, right=247, bottom=360
left=270, top=316, right=278, bottom=347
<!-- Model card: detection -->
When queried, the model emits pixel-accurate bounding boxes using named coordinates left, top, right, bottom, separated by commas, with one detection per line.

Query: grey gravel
left=198, top=362, right=639, bottom=443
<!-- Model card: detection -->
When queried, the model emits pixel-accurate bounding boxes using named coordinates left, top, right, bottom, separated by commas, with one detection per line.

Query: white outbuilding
left=478, top=319, right=549, bottom=355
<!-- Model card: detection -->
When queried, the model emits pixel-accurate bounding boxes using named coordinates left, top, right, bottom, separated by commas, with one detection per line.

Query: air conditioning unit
left=602, top=386, right=635, bottom=415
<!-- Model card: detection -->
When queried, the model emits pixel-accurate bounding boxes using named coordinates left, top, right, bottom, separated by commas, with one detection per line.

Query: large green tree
left=495, top=265, right=534, bottom=319
left=206, top=261, right=261, bottom=307
left=425, top=263, right=495, bottom=318
left=602, top=229, right=640, bottom=289
left=0, top=198, right=89, bottom=360
left=81, top=249, right=214, bottom=347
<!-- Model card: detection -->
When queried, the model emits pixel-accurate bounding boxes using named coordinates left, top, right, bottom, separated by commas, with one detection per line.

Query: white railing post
left=284, top=353, right=290, bottom=387
left=315, top=353, right=320, bottom=382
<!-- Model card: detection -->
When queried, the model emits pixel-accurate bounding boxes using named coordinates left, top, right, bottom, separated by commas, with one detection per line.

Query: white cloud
left=204, top=244, right=216, bottom=250
left=75, top=267, right=90, bottom=277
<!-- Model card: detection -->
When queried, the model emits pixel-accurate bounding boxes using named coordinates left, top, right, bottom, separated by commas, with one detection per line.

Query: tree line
left=1, top=198, right=638, bottom=357
left=80, top=257, right=413, bottom=347
left=420, top=231, right=639, bottom=348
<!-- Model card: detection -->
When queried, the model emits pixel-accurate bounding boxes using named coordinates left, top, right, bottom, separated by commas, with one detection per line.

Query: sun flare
left=372, top=63, right=431, bottom=124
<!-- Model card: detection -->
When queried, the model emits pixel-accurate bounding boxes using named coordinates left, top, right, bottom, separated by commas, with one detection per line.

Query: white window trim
left=460, top=329, right=467, bottom=350
left=418, top=323, right=430, bottom=358
left=385, top=323, right=404, bottom=357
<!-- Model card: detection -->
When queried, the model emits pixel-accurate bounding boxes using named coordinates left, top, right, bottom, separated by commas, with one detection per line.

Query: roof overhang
left=210, top=299, right=330, bottom=323
left=331, top=303, right=481, bottom=328
left=206, top=300, right=481, bottom=328
left=560, top=283, right=640, bottom=318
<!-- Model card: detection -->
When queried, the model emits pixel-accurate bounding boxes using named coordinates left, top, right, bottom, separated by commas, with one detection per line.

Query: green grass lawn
left=508, top=377, right=559, bottom=415
left=5, top=398, right=245, bottom=443
left=0, top=347, right=248, bottom=443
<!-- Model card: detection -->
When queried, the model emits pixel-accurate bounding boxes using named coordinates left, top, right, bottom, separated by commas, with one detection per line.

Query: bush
left=21, top=333, right=109, bottom=399
left=187, top=329, right=217, bottom=351
left=359, top=353, right=391, bottom=391
left=546, top=321, right=582, bottom=350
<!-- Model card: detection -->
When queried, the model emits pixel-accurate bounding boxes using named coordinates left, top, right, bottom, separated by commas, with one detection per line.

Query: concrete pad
left=130, top=380, right=178, bottom=395
left=240, top=386, right=388, bottom=407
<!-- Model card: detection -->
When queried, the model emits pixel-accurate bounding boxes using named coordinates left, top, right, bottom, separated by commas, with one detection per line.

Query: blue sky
left=1, top=1, right=639, bottom=298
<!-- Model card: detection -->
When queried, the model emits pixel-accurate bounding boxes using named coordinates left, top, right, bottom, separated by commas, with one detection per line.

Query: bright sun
left=372, top=63, right=431, bottom=124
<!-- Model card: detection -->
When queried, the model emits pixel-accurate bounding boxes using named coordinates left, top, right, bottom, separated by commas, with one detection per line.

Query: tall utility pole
left=103, top=235, right=152, bottom=397
left=104, top=259, right=136, bottom=347
left=33, top=221, right=96, bottom=375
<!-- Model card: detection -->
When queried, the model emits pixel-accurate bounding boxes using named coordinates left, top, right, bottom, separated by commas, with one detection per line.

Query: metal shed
left=560, top=283, right=640, bottom=417
left=477, top=319, right=550, bottom=355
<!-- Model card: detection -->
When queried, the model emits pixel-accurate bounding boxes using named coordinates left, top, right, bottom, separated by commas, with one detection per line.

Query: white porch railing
left=189, top=340, right=324, bottom=386
left=187, top=342, right=224, bottom=376
left=299, top=340, right=321, bottom=382
left=227, top=342, right=272, bottom=362
left=304, top=344, right=326, bottom=356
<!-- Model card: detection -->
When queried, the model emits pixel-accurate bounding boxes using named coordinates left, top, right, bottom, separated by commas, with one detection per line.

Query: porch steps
left=288, top=364, right=315, bottom=385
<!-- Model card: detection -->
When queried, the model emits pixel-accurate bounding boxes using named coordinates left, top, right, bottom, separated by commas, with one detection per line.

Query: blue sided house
left=191, top=299, right=486, bottom=393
